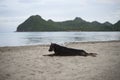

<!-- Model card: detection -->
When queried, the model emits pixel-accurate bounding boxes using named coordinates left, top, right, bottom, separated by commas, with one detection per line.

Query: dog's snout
left=49, top=49, right=52, bottom=52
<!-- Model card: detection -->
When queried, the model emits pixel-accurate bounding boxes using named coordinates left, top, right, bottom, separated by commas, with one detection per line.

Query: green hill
left=114, top=20, right=120, bottom=31
left=17, top=15, right=119, bottom=32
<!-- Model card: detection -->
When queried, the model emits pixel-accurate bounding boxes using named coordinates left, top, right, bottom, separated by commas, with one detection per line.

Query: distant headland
left=16, top=15, right=120, bottom=32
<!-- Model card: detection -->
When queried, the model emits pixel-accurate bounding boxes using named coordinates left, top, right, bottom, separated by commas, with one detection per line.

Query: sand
left=0, top=41, right=120, bottom=80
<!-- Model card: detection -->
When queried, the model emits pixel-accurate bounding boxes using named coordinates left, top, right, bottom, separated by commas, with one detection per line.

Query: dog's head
left=49, top=43, right=55, bottom=52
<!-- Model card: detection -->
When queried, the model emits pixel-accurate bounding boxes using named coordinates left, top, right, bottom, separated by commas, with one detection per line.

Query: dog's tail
left=88, top=53, right=97, bottom=57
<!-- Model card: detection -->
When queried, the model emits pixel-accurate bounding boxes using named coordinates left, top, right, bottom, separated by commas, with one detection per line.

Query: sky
left=0, top=0, right=120, bottom=32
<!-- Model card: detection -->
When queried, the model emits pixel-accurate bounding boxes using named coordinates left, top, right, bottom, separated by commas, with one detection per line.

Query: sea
left=0, top=32, right=120, bottom=47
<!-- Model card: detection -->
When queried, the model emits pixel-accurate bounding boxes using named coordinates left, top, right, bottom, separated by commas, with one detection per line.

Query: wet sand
left=0, top=41, right=120, bottom=80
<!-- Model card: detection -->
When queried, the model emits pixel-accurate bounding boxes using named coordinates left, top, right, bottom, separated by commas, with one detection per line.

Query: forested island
left=17, top=15, right=120, bottom=31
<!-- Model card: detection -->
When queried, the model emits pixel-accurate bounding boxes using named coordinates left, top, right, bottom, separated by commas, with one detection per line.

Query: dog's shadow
left=43, top=53, right=97, bottom=57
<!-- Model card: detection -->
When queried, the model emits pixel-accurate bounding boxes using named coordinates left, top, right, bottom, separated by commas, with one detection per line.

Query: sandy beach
left=0, top=41, right=120, bottom=80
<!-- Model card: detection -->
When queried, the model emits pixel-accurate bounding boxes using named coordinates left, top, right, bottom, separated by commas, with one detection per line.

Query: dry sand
left=0, top=41, right=120, bottom=80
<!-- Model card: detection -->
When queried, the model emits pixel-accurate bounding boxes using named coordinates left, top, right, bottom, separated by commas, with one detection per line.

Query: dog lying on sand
left=45, top=43, right=97, bottom=57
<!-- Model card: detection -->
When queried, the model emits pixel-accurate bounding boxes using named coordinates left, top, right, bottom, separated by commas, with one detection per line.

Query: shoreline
left=0, top=41, right=120, bottom=80
left=0, top=40, right=120, bottom=48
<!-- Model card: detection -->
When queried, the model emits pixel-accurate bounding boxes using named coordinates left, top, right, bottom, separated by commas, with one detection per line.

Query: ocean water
left=0, top=32, right=120, bottom=47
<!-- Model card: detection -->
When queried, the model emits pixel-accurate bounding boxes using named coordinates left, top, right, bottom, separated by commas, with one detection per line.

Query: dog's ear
left=51, top=42, right=54, bottom=46
left=51, top=42, right=53, bottom=45
left=51, top=42, right=55, bottom=45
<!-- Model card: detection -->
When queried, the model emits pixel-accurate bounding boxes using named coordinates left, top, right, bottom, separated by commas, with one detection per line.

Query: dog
left=44, top=43, right=97, bottom=57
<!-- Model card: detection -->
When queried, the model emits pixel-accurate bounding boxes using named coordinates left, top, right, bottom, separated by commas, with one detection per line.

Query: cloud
left=95, top=0, right=120, bottom=4
left=19, top=0, right=41, bottom=3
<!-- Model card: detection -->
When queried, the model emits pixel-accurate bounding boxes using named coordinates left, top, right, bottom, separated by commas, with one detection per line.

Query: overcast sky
left=0, top=0, right=120, bottom=32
